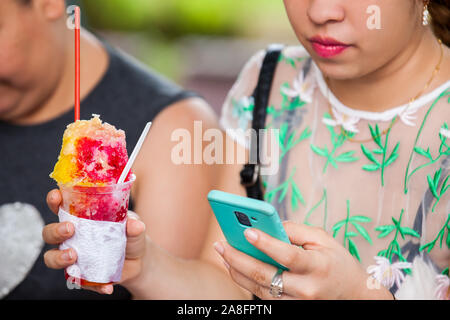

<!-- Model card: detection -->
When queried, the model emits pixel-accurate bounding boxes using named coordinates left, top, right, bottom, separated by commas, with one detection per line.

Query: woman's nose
left=307, top=0, right=345, bottom=25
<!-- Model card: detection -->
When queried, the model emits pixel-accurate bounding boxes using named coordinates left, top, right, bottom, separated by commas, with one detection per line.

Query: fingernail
left=137, top=220, right=146, bottom=232
left=101, top=286, right=113, bottom=295
left=244, top=229, right=258, bottom=242
left=213, top=242, right=224, bottom=256
left=61, top=249, right=73, bottom=261
left=58, top=223, right=70, bottom=235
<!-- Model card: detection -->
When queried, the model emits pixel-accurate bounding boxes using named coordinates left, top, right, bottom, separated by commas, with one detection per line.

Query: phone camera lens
left=235, top=211, right=252, bottom=227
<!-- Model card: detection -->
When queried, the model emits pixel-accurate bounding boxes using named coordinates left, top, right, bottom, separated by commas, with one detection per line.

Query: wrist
left=357, top=274, right=395, bottom=300
left=121, top=236, right=155, bottom=299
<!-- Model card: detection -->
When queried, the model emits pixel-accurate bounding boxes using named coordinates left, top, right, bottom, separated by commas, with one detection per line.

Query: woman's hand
left=42, top=189, right=147, bottom=295
left=214, top=221, right=394, bottom=300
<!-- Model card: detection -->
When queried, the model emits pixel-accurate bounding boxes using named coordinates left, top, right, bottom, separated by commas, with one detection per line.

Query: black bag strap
left=240, top=44, right=283, bottom=200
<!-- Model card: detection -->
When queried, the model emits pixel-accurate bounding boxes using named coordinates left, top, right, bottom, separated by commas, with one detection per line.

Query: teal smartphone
left=207, top=190, right=290, bottom=270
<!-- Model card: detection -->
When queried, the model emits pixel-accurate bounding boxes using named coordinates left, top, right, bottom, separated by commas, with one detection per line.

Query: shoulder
left=278, top=45, right=311, bottom=69
left=227, top=44, right=311, bottom=90
left=220, top=44, right=313, bottom=145
left=152, top=97, right=219, bottom=135
left=131, top=96, right=219, bottom=192
left=90, top=42, right=199, bottom=148
left=105, top=43, right=197, bottom=112
left=229, top=45, right=312, bottom=89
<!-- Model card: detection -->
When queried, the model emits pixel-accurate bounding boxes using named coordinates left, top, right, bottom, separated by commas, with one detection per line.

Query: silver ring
left=269, top=269, right=284, bottom=298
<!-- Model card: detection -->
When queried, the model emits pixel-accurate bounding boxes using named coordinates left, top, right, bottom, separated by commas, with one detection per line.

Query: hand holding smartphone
left=207, top=190, right=290, bottom=270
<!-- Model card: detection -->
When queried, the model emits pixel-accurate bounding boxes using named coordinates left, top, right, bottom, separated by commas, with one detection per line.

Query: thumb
left=282, top=221, right=331, bottom=248
left=125, top=211, right=146, bottom=259
left=47, top=189, right=62, bottom=215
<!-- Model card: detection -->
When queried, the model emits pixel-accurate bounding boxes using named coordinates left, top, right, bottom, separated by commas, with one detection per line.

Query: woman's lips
left=309, top=36, right=351, bottom=58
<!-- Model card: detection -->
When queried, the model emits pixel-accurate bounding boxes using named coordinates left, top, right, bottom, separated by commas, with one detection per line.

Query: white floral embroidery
left=322, top=107, right=360, bottom=133
left=399, top=103, right=422, bottom=127
left=232, top=96, right=254, bottom=130
left=394, top=256, right=440, bottom=299
left=313, top=61, right=450, bottom=128
left=281, top=71, right=315, bottom=104
left=435, top=274, right=450, bottom=300
left=439, top=127, right=450, bottom=139
left=367, top=256, right=412, bottom=289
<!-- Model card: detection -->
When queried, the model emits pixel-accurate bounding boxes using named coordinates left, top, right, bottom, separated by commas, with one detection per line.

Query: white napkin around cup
left=58, top=208, right=127, bottom=284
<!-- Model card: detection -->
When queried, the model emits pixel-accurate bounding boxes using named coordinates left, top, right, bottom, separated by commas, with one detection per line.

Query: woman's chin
left=314, top=61, right=364, bottom=81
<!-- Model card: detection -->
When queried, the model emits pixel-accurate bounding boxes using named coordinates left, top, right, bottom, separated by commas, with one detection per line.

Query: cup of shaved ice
left=50, top=114, right=135, bottom=286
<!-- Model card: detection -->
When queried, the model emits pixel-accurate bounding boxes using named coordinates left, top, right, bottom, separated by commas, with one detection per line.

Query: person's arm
left=215, top=221, right=394, bottom=300
left=43, top=97, right=251, bottom=299
left=124, top=97, right=250, bottom=299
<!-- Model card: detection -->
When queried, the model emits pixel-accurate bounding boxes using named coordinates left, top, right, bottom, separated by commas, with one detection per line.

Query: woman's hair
left=429, top=0, right=450, bottom=46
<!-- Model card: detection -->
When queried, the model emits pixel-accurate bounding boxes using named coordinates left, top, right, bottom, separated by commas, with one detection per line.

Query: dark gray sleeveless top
left=0, top=42, right=197, bottom=300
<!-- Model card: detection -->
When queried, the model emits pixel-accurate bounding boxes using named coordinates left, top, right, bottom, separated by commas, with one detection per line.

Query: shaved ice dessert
left=50, top=114, right=130, bottom=187
left=51, top=115, right=135, bottom=285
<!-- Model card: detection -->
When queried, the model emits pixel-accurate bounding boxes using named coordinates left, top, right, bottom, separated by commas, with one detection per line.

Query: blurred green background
left=71, top=0, right=297, bottom=113
left=80, top=0, right=291, bottom=37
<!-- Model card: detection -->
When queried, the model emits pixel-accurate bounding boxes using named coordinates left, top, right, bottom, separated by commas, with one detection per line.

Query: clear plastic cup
left=59, top=174, right=136, bottom=286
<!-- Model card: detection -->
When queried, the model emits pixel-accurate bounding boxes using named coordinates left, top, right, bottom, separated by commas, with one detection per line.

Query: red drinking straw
left=74, top=6, right=81, bottom=122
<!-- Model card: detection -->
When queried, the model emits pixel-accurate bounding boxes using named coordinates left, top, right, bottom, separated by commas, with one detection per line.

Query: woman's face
left=283, top=0, right=425, bottom=80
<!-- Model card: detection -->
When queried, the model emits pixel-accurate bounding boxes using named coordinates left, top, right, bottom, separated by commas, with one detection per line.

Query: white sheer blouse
left=220, top=46, right=450, bottom=299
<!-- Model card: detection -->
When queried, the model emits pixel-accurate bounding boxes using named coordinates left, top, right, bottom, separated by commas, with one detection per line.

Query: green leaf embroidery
left=291, top=181, right=305, bottom=211
left=332, top=220, right=346, bottom=237
left=362, top=164, right=380, bottom=171
left=373, top=149, right=384, bottom=155
left=375, top=225, right=396, bottom=238
left=404, top=90, right=450, bottom=194
left=400, top=227, right=420, bottom=238
left=369, top=124, right=382, bottom=147
left=361, top=121, right=400, bottom=187
left=419, top=214, right=450, bottom=253
left=266, top=82, right=308, bottom=126
left=375, top=209, right=419, bottom=269
left=278, top=183, right=288, bottom=203
left=361, top=144, right=380, bottom=166
left=350, top=215, right=373, bottom=223
left=278, top=53, right=306, bottom=68
left=350, top=221, right=373, bottom=244
left=335, top=151, right=359, bottom=163
left=310, top=144, right=328, bottom=157
left=413, top=146, right=433, bottom=160
left=447, top=230, right=450, bottom=248
left=442, top=267, right=449, bottom=276
left=231, top=97, right=254, bottom=130
left=264, top=167, right=306, bottom=211
left=278, top=123, right=312, bottom=162
left=281, top=83, right=306, bottom=112
left=427, top=168, right=450, bottom=212
left=266, top=105, right=276, bottom=117
left=303, top=189, right=327, bottom=229
left=332, top=200, right=372, bottom=262
left=348, top=238, right=361, bottom=262
left=311, top=113, right=359, bottom=173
